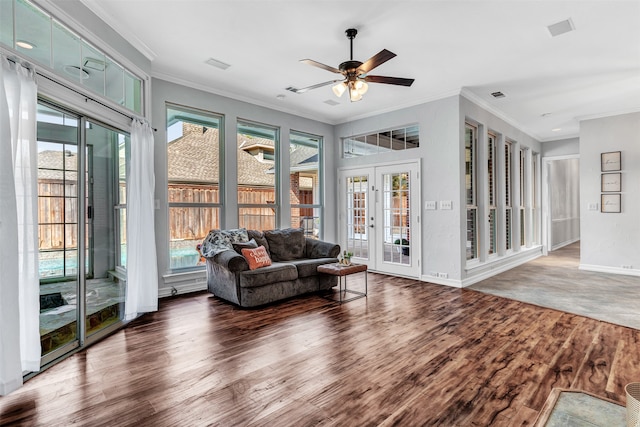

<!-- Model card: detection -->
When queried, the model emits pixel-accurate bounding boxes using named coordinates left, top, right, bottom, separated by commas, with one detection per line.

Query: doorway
left=37, top=101, right=128, bottom=365
left=338, top=162, right=420, bottom=278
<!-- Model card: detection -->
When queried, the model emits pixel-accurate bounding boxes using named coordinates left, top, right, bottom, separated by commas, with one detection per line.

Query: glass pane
left=465, top=125, right=475, bottom=205
left=489, top=208, right=497, bottom=255
left=85, top=121, right=128, bottom=336
left=346, top=175, right=368, bottom=259
left=382, top=172, right=410, bottom=265
left=466, top=209, right=477, bottom=260
left=81, top=40, right=106, bottom=96
left=0, top=0, right=14, bottom=48
left=169, top=207, right=220, bottom=269
left=239, top=207, right=275, bottom=231
left=15, top=0, right=51, bottom=66
left=118, top=208, right=127, bottom=268
left=106, top=57, right=124, bottom=106
left=291, top=208, right=321, bottom=239
left=52, top=21, right=82, bottom=84
left=124, top=70, right=142, bottom=113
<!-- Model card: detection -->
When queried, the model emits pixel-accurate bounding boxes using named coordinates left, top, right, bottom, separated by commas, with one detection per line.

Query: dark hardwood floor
left=2, top=273, right=639, bottom=426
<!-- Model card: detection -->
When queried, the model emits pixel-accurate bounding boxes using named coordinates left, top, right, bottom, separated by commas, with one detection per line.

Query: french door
left=37, top=101, right=128, bottom=365
left=339, top=162, right=420, bottom=278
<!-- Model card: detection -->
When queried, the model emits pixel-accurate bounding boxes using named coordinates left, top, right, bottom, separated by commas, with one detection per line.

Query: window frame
left=237, top=119, right=280, bottom=231
left=289, top=130, right=324, bottom=239
left=166, top=103, right=224, bottom=271
left=465, top=122, right=478, bottom=262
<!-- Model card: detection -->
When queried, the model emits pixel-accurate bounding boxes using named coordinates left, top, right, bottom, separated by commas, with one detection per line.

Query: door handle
left=370, top=224, right=374, bottom=228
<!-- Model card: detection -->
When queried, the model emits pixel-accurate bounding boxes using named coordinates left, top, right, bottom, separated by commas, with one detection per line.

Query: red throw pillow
left=241, top=246, right=272, bottom=270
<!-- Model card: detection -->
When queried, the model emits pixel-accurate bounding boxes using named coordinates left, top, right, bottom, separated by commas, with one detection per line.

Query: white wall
left=152, top=78, right=338, bottom=294
left=580, top=112, right=640, bottom=276
left=542, top=137, right=579, bottom=157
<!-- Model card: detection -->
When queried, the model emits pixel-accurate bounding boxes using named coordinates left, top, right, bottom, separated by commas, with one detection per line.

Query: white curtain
left=0, top=56, right=41, bottom=396
left=125, top=119, right=158, bottom=320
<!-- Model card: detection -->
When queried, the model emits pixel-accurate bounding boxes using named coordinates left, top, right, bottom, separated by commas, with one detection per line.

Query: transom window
left=343, top=125, right=419, bottom=158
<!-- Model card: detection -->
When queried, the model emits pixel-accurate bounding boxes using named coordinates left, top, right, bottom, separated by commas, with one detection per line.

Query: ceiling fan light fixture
left=354, top=80, right=368, bottom=95
left=332, top=82, right=347, bottom=97
left=349, top=86, right=363, bottom=102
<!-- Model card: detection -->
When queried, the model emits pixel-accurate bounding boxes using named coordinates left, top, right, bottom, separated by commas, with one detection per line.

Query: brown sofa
left=202, top=227, right=340, bottom=307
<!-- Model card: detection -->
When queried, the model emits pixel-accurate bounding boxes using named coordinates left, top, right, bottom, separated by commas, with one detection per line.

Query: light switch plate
left=425, top=201, right=437, bottom=210
left=587, top=203, right=598, bottom=211
left=440, top=200, right=453, bottom=210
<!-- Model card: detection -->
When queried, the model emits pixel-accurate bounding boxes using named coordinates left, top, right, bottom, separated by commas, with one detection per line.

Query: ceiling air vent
left=285, top=86, right=303, bottom=94
left=323, top=99, right=340, bottom=106
left=547, top=18, right=575, bottom=37
left=205, top=57, right=231, bottom=70
left=491, top=91, right=505, bottom=98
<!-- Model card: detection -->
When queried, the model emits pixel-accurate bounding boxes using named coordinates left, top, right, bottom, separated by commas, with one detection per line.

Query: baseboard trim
left=579, top=264, right=640, bottom=277
left=461, top=249, right=543, bottom=288
left=551, top=237, right=580, bottom=251
left=159, top=281, right=207, bottom=298
left=419, top=275, right=463, bottom=288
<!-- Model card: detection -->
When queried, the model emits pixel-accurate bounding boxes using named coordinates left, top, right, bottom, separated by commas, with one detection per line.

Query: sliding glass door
left=37, top=101, right=128, bottom=365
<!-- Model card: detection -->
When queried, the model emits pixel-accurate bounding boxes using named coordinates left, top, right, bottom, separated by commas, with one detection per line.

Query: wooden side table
left=317, top=263, right=368, bottom=303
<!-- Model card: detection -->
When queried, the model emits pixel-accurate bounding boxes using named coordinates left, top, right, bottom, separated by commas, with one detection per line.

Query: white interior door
left=339, top=162, right=420, bottom=278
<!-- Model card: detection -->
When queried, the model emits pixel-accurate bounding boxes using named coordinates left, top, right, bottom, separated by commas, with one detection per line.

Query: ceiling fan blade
left=364, top=75, right=415, bottom=86
left=357, top=49, right=396, bottom=74
left=294, top=79, right=342, bottom=93
left=300, top=59, right=343, bottom=74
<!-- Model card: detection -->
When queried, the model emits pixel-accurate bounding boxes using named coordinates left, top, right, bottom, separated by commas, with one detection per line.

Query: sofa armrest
left=211, top=250, right=249, bottom=272
left=305, top=238, right=340, bottom=259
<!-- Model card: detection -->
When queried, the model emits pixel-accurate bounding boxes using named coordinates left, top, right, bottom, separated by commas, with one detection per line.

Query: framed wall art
left=601, top=193, right=621, bottom=213
left=601, top=151, right=621, bottom=172
left=601, top=173, right=621, bottom=192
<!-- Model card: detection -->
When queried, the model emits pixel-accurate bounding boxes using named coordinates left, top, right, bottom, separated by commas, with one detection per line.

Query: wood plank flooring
left=2, top=273, right=639, bottom=426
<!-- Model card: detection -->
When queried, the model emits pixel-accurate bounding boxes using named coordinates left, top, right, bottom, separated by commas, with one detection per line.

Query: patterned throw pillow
left=201, top=228, right=249, bottom=258
left=241, top=246, right=272, bottom=270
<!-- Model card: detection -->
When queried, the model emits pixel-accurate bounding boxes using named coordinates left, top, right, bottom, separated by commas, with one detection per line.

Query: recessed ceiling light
left=491, top=91, right=505, bottom=98
left=547, top=18, right=575, bottom=37
left=205, top=57, right=231, bottom=70
left=552, top=128, right=562, bottom=132
left=63, top=65, right=90, bottom=80
left=16, top=40, right=35, bottom=49
left=276, top=94, right=285, bottom=100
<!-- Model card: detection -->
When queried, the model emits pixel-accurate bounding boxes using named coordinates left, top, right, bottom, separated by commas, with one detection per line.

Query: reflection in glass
left=15, top=0, right=51, bottom=65
left=0, top=0, right=14, bottom=48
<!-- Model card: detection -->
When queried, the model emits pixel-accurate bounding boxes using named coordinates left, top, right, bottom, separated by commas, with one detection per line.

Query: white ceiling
left=79, top=0, right=640, bottom=142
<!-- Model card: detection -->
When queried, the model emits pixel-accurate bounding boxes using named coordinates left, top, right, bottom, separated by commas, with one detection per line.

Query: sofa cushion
left=305, top=238, right=341, bottom=259
left=233, top=238, right=258, bottom=254
left=264, top=227, right=305, bottom=261
left=238, top=262, right=297, bottom=288
left=201, top=228, right=249, bottom=258
left=241, top=246, right=272, bottom=270
left=288, top=258, right=338, bottom=278
left=248, top=230, right=270, bottom=255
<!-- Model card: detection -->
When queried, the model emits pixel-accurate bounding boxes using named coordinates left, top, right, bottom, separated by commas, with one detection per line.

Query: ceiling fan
left=293, top=28, right=415, bottom=102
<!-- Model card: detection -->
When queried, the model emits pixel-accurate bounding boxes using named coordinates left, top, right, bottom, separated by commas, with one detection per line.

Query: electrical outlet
left=438, top=272, right=448, bottom=279
left=622, top=265, right=632, bottom=269
left=430, top=271, right=439, bottom=277
left=588, top=203, right=598, bottom=211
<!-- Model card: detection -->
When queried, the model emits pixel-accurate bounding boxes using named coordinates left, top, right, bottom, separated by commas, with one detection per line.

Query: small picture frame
left=601, top=193, right=621, bottom=213
left=601, top=173, right=621, bottom=192
left=601, top=151, right=621, bottom=172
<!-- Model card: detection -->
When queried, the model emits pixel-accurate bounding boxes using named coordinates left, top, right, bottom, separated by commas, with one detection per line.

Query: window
left=505, top=141, right=513, bottom=251
left=1, top=0, right=143, bottom=113
left=532, top=152, right=540, bottom=245
left=290, top=131, right=323, bottom=239
left=519, top=148, right=527, bottom=247
left=465, top=123, right=477, bottom=261
left=167, top=105, right=223, bottom=269
left=487, top=133, right=498, bottom=256
left=237, top=121, right=279, bottom=231
left=343, top=124, right=419, bottom=158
